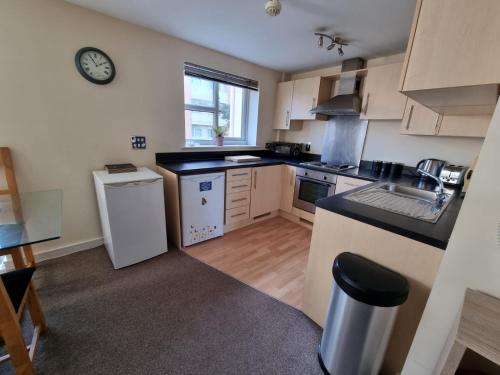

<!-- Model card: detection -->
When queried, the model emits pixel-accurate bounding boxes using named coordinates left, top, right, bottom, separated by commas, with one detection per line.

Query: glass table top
left=0, top=190, right=62, bottom=251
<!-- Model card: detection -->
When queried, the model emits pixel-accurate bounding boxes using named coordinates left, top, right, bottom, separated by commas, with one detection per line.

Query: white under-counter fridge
left=93, top=167, right=167, bottom=269
left=180, top=172, right=225, bottom=247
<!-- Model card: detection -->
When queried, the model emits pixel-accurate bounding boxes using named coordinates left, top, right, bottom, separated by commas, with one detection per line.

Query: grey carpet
left=1, top=247, right=323, bottom=374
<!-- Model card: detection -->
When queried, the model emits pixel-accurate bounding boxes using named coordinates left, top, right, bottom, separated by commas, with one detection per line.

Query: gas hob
left=299, top=161, right=356, bottom=173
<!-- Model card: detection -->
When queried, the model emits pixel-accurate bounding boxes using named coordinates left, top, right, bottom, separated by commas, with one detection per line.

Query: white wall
left=363, top=121, right=484, bottom=166
left=402, top=101, right=500, bottom=374
left=0, top=0, right=281, bottom=254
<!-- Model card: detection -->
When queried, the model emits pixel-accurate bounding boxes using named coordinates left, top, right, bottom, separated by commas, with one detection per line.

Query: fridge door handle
left=105, top=178, right=162, bottom=188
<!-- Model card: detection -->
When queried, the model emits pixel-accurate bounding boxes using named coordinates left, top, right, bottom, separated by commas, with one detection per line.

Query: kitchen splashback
left=321, top=116, right=368, bottom=166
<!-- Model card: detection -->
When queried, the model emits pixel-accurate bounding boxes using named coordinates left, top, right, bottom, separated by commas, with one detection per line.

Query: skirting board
left=4, top=238, right=103, bottom=269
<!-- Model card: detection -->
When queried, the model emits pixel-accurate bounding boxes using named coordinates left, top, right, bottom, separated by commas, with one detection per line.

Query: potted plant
left=212, top=124, right=227, bottom=146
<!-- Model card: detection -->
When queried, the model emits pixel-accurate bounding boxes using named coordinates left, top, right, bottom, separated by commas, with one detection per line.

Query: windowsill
left=182, top=144, right=264, bottom=150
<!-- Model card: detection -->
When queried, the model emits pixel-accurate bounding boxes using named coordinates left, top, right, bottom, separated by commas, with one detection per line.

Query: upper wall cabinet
left=360, top=62, right=407, bottom=120
left=290, top=77, right=331, bottom=121
left=273, top=81, right=294, bottom=130
left=400, top=0, right=500, bottom=115
left=400, top=97, right=491, bottom=137
left=400, top=98, right=440, bottom=136
left=273, top=77, right=332, bottom=129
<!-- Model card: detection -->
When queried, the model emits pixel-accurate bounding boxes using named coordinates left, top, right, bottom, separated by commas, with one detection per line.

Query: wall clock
left=75, top=47, right=115, bottom=85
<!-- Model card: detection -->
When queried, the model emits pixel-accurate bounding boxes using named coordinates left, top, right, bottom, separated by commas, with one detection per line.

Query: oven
left=293, top=168, right=337, bottom=214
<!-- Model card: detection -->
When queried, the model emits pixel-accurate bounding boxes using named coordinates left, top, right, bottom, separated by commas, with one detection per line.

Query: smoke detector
left=265, top=0, right=282, bottom=16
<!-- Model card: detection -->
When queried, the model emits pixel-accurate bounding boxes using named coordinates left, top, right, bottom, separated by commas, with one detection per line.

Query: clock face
left=75, top=47, right=115, bottom=84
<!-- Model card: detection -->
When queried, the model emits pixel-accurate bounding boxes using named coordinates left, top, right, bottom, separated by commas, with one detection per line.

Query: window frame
left=184, top=77, right=250, bottom=146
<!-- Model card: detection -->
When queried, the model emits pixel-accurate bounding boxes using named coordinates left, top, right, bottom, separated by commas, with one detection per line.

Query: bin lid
left=332, top=252, right=409, bottom=307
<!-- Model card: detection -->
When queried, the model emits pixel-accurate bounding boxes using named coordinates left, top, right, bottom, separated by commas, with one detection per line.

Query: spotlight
left=318, top=36, right=323, bottom=48
left=338, top=46, right=344, bottom=56
left=327, top=43, right=336, bottom=51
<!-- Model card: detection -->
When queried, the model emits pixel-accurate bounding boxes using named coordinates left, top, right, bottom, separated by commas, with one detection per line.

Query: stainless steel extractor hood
left=310, top=58, right=365, bottom=116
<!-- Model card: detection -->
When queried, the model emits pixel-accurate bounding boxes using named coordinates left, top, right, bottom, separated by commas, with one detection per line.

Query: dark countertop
left=157, top=157, right=286, bottom=174
left=157, top=158, right=392, bottom=182
left=156, top=150, right=462, bottom=250
left=316, top=180, right=463, bottom=250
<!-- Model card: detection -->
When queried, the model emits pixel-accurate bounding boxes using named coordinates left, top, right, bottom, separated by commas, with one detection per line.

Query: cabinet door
left=437, top=115, right=491, bottom=138
left=402, top=0, right=500, bottom=92
left=400, top=98, right=441, bottom=135
left=250, top=165, right=282, bottom=218
left=291, top=77, right=324, bottom=120
left=360, top=63, right=407, bottom=120
left=280, top=165, right=296, bottom=213
left=335, top=176, right=371, bottom=195
left=273, top=81, right=294, bottom=130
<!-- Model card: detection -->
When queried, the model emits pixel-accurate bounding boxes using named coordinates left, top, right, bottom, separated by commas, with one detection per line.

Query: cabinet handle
left=231, top=172, right=249, bottom=177
left=344, top=182, right=362, bottom=187
left=232, top=184, right=248, bottom=189
left=363, top=93, right=370, bottom=115
left=231, top=212, right=247, bottom=218
left=434, top=116, right=443, bottom=135
left=285, top=110, right=290, bottom=128
left=253, top=171, right=257, bottom=189
left=405, top=105, right=414, bottom=130
left=231, top=198, right=247, bottom=203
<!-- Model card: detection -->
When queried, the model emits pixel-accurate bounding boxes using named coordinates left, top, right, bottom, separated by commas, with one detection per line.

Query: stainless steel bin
left=319, top=252, right=410, bottom=375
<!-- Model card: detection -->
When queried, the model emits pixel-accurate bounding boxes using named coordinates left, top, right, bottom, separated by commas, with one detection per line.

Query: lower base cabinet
left=335, top=175, right=371, bottom=195
left=250, top=165, right=282, bottom=218
left=303, top=208, right=443, bottom=374
left=280, top=165, right=296, bottom=213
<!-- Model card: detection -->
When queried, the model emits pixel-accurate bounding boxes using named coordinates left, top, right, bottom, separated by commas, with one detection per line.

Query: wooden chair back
left=0, top=147, right=19, bottom=196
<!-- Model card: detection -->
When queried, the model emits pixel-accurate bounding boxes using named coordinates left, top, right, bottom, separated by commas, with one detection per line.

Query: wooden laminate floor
left=183, top=216, right=312, bottom=309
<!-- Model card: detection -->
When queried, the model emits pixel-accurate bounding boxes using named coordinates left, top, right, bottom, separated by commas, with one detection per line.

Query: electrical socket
left=131, top=136, right=146, bottom=149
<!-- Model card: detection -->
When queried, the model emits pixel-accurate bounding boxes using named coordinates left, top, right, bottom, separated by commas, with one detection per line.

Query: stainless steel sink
left=343, top=182, right=454, bottom=223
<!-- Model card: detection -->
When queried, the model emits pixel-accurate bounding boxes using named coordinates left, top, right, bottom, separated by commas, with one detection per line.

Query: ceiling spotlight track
left=315, top=32, right=348, bottom=56
left=265, top=0, right=282, bottom=16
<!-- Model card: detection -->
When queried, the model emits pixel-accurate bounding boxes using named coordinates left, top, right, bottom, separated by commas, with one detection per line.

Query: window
left=183, top=63, right=258, bottom=146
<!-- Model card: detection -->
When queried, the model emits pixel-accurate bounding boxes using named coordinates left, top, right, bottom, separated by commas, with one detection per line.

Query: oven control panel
left=295, top=167, right=338, bottom=184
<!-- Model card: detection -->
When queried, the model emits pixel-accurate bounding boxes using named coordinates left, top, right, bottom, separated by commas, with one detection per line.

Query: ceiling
left=66, top=0, right=416, bottom=72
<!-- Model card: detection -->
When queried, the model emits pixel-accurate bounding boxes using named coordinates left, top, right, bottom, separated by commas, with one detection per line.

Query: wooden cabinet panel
left=399, top=0, right=500, bottom=115
left=227, top=179, right=251, bottom=194
left=225, top=206, right=250, bottom=225
left=403, top=0, right=500, bottom=91
left=273, top=81, right=294, bottom=130
left=226, top=191, right=251, bottom=210
left=437, top=115, right=491, bottom=138
left=226, top=168, right=252, bottom=181
left=335, top=176, right=371, bottom=195
left=290, top=77, right=331, bottom=120
left=280, top=165, right=296, bottom=213
left=360, top=63, right=407, bottom=120
left=291, top=77, right=321, bottom=120
left=400, top=98, right=441, bottom=136
left=250, top=165, right=282, bottom=218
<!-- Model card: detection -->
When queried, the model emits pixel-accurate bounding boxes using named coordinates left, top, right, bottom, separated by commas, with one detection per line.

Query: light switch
left=131, top=136, right=146, bottom=149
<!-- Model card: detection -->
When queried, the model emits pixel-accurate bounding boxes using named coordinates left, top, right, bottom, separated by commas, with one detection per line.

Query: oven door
left=293, top=175, right=336, bottom=214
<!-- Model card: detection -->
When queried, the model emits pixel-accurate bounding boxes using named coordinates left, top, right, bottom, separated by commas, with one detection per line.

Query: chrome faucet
left=417, top=168, right=446, bottom=206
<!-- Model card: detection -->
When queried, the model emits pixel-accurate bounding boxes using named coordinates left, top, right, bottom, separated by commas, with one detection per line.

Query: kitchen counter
left=156, top=150, right=385, bottom=181
left=316, top=180, right=463, bottom=250
left=156, top=150, right=463, bottom=249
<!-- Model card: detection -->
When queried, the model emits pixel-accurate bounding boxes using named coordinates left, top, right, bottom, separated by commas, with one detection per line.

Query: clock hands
left=88, top=55, right=98, bottom=66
